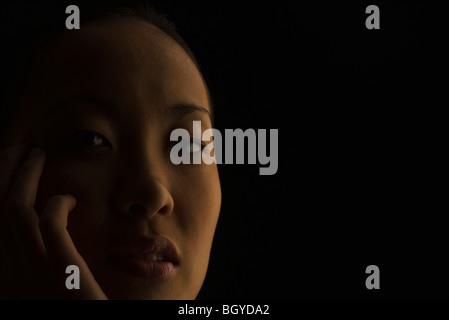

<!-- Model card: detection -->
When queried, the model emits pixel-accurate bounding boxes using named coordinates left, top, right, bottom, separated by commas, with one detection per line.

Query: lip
left=107, top=235, right=180, bottom=280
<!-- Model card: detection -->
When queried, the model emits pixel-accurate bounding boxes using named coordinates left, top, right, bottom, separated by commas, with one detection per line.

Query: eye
left=190, top=138, right=205, bottom=153
left=169, top=137, right=205, bottom=156
left=189, top=138, right=206, bottom=153
left=65, top=131, right=111, bottom=148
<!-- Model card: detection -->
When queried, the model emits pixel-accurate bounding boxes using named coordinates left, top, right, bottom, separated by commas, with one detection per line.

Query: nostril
left=158, top=204, right=172, bottom=216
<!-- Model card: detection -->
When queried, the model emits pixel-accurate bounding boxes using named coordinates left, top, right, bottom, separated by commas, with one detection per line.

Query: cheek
left=174, top=166, right=221, bottom=282
left=176, top=166, right=221, bottom=238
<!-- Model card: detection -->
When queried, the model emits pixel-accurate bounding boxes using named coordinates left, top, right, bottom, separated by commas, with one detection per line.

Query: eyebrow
left=43, top=95, right=114, bottom=116
left=166, top=103, right=212, bottom=120
left=43, top=95, right=213, bottom=121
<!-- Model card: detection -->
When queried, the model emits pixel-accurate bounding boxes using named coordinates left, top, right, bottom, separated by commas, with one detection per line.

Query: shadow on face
left=4, top=18, right=222, bottom=299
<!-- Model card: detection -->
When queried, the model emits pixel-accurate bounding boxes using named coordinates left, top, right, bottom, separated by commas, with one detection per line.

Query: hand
left=0, top=136, right=107, bottom=299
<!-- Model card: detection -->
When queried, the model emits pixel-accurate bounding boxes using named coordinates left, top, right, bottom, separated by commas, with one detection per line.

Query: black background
left=1, top=1, right=446, bottom=299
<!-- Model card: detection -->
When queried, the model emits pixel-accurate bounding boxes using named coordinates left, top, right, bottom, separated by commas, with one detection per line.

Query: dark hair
left=0, top=1, right=213, bottom=138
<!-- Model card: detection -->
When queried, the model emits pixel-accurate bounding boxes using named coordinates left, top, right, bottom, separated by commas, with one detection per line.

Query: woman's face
left=2, top=18, right=221, bottom=299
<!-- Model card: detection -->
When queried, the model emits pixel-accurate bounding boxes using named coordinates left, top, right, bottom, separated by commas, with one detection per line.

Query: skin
left=0, top=18, right=221, bottom=299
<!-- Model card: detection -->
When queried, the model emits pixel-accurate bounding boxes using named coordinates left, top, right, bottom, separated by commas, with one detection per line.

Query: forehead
left=18, top=18, right=209, bottom=120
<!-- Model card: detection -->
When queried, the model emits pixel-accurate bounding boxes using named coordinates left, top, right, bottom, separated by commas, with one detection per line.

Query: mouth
left=132, top=253, right=165, bottom=261
left=106, top=235, right=180, bottom=280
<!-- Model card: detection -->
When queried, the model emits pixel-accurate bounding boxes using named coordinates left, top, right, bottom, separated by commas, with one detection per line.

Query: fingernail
left=29, top=147, right=44, bottom=158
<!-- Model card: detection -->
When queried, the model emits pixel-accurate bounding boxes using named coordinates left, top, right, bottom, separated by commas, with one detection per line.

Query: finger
left=6, top=148, right=47, bottom=259
left=39, top=195, right=107, bottom=299
left=0, top=140, right=31, bottom=293
left=8, top=148, right=46, bottom=211
left=0, top=137, right=33, bottom=292
left=0, top=136, right=31, bottom=204
left=1, top=146, right=52, bottom=298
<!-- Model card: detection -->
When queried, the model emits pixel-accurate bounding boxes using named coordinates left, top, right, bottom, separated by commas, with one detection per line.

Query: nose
left=125, top=179, right=174, bottom=218
left=114, top=161, right=174, bottom=220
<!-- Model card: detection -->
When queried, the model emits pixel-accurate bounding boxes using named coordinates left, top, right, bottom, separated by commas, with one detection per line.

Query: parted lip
left=107, top=235, right=180, bottom=265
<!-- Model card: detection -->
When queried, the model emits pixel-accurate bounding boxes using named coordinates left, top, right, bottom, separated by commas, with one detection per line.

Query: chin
left=96, top=272, right=199, bottom=300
